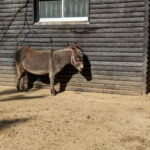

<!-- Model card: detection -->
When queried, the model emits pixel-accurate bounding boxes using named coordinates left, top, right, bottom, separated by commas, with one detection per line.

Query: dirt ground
left=0, top=86, right=150, bottom=150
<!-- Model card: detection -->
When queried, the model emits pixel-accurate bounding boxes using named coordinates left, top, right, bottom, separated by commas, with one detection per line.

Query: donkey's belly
left=23, top=60, right=50, bottom=75
left=26, top=68, right=49, bottom=75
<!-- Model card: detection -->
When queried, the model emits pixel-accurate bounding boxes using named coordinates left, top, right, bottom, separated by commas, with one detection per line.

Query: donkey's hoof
left=24, top=88, right=30, bottom=92
left=51, top=93, right=56, bottom=96
left=17, top=88, right=22, bottom=92
left=19, top=89, right=23, bottom=92
left=51, top=90, right=57, bottom=96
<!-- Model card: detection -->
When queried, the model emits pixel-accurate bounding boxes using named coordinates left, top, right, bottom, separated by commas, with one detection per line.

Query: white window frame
left=39, top=0, right=88, bottom=22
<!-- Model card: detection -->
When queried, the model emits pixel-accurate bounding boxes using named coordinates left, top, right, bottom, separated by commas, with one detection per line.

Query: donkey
left=14, top=43, right=84, bottom=95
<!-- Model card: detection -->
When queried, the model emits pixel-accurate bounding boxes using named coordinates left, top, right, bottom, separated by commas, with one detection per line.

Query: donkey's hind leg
left=20, top=73, right=26, bottom=92
left=16, top=63, right=25, bottom=92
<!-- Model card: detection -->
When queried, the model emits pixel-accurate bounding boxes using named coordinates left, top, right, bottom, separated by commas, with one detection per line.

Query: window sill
left=34, top=21, right=89, bottom=25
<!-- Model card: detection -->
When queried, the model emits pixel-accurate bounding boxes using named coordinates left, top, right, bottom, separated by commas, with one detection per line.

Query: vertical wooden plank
left=33, top=0, right=39, bottom=22
left=144, top=0, right=150, bottom=93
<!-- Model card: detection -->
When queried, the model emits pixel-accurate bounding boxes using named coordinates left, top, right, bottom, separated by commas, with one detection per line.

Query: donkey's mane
left=53, top=48, right=70, bottom=53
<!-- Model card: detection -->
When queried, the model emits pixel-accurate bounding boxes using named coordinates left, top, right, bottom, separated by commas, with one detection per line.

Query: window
left=39, top=0, right=89, bottom=22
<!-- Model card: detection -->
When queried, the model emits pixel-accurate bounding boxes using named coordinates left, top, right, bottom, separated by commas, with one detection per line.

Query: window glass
left=40, top=0, right=62, bottom=18
left=64, top=0, right=88, bottom=17
left=39, top=0, right=88, bottom=21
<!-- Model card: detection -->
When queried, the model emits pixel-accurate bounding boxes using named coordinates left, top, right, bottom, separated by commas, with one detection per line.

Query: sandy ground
left=0, top=86, right=150, bottom=150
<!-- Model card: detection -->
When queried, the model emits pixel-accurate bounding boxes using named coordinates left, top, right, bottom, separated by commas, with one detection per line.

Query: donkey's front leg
left=49, top=74, right=56, bottom=96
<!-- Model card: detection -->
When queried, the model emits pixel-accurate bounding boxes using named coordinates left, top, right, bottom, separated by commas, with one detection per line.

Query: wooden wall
left=147, top=0, right=150, bottom=93
left=0, top=0, right=149, bottom=95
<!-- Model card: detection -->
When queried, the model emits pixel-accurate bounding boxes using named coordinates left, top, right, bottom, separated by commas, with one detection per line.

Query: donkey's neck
left=52, top=48, right=71, bottom=73
left=54, top=48, right=71, bottom=64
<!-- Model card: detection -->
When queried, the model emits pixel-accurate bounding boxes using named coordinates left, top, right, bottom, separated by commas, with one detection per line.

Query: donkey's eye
left=76, top=56, right=81, bottom=62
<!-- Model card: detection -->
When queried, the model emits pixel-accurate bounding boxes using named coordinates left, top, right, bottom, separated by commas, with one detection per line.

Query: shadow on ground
left=0, top=89, right=17, bottom=95
left=0, top=88, right=40, bottom=96
left=0, top=95, right=46, bottom=102
left=0, top=118, right=30, bottom=131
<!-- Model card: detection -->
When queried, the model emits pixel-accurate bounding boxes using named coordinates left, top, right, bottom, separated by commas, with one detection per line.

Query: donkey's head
left=68, top=42, right=84, bottom=72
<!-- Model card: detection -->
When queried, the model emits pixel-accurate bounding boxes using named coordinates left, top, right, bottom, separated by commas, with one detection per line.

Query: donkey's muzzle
left=78, top=63, right=84, bottom=72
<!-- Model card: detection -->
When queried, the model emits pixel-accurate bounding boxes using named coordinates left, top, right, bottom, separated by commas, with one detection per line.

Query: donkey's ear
left=74, top=42, right=79, bottom=46
left=74, top=42, right=81, bottom=49
left=67, top=43, right=74, bottom=53
left=67, top=42, right=71, bottom=47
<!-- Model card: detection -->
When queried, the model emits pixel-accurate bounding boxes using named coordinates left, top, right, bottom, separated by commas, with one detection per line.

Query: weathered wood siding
left=147, top=0, right=150, bottom=93
left=0, top=0, right=149, bottom=95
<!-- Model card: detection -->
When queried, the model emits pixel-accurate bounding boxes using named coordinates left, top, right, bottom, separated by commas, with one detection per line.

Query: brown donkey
left=14, top=43, right=84, bottom=95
